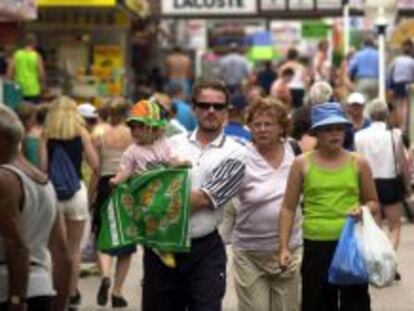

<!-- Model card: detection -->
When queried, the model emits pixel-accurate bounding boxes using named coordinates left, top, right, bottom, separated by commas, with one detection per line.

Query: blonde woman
left=40, top=96, right=99, bottom=309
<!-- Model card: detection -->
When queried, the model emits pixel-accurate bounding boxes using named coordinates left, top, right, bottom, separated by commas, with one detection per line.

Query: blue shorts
left=391, top=82, right=408, bottom=98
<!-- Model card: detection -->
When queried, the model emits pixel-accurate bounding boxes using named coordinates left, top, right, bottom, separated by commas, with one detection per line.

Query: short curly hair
left=246, top=97, right=290, bottom=138
left=308, top=81, right=333, bottom=106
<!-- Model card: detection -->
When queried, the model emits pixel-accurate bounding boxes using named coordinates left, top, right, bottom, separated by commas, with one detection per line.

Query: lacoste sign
left=162, top=0, right=257, bottom=15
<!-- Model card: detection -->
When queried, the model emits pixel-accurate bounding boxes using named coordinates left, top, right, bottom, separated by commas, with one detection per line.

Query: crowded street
left=3, top=1, right=414, bottom=311
left=77, top=223, right=414, bottom=310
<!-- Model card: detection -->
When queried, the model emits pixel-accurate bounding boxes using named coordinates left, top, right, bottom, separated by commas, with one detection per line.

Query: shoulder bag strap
left=390, top=129, right=399, bottom=176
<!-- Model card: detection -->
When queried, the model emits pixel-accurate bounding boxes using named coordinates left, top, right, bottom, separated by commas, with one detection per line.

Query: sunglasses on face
left=194, top=102, right=228, bottom=111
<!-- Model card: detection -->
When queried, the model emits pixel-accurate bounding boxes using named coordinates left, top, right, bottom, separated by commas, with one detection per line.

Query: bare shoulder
left=295, top=152, right=310, bottom=170
left=351, top=152, right=372, bottom=176
left=79, top=127, right=92, bottom=143
left=352, top=152, right=369, bottom=168
left=0, top=168, right=21, bottom=208
left=91, top=123, right=110, bottom=138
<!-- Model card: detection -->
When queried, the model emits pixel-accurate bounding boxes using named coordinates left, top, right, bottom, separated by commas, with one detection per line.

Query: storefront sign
left=260, top=0, right=286, bottom=10
left=162, top=0, right=257, bottom=16
left=317, top=0, right=342, bottom=9
left=93, top=45, right=124, bottom=96
left=185, top=20, right=207, bottom=50
left=36, top=0, right=116, bottom=6
left=390, top=20, right=414, bottom=47
left=260, top=0, right=342, bottom=11
left=289, top=0, right=313, bottom=10
left=125, top=0, right=149, bottom=17
left=0, top=0, right=37, bottom=20
left=301, top=21, right=328, bottom=39
left=270, top=21, right=301, bottom=58
left=349, top=0, right=363, bottom=9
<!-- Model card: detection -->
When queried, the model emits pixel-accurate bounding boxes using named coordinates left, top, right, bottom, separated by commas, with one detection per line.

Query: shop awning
left=123, top=0, right=149, bottom=18
left=0, top=0, right=37, bottom=21
left=36, top=0, right=149, bottom=18
left=36, top=0, right=117, bottom=7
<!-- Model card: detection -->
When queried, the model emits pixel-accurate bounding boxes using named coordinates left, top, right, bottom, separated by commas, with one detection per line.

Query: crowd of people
left=1, top=34, right=414, bottom=311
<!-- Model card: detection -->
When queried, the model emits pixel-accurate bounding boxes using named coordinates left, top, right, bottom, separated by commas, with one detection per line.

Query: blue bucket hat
left=311, top=102, right=351, bottom=131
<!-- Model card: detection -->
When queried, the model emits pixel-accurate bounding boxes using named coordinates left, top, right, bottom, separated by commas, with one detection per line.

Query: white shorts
left=57, top=182, right=89, bottom=221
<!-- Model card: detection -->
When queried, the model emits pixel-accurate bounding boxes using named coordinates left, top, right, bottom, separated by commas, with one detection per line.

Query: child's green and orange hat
left=127, top=100, right=167, bottom=128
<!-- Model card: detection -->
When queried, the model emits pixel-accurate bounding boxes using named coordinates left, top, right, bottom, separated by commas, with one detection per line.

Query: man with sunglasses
left=142, top=80, right=246, bottom=311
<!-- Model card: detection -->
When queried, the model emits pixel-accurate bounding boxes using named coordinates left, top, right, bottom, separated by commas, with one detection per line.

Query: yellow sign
left=125, top=0, right=149, bottom=17
left=390, top=20, right=414, bottom=48
left=37, top=0, right=116, bottom=6
left=93, top=46, right=124, bottom=96
left=94, top=46, right=123, bottom=69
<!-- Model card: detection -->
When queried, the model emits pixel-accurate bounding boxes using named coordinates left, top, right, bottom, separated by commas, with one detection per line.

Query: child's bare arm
left=109, top=170, right=130, bottom=187
left=168, top=159, right=192, bottom=168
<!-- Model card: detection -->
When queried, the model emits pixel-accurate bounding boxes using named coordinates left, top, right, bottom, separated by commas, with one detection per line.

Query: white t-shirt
left=232, top=142, right=302, bottom=252
left=391, top=55, right=414, bottom=83
left=354, top=122, right=401, bottom=179
left=169, top=130, right=246, bottom=238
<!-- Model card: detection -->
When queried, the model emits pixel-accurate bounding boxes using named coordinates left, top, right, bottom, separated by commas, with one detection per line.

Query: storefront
left=159, top=0, right=348, bottom=78
left=158, top=0, right=414, bottom=79
left=23, top=0, right=147, bottom=100
left=0, top=0, right=37, bottom=107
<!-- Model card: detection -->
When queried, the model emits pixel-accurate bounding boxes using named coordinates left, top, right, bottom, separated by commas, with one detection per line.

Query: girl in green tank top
left=278, top=102, right=378, bottom=311
left=302, top=151, right=360, bottom=241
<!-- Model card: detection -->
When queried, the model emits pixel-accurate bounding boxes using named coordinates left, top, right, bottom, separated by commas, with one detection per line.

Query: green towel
left=98, top=167, right=191, bottom=253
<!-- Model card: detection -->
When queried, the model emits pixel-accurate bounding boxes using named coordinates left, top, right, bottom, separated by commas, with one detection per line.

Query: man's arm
left=352, top=155, right=378, bottom=217
left=37, top=54, right=46, bottom=89
left=0, top=170, right=29, bottom=309
left=396, top=133, right=412, bottom=196
left=6, top=58, right=14, bottom=80
left=191, top=190, right=212, bottom=213
left=194, top=158, right=245, bottom=213
left=49, top=211, right=72, bottom=311
left=39, top=138, right=48, bottom=173
left=348, top=55, right=357, bottom=80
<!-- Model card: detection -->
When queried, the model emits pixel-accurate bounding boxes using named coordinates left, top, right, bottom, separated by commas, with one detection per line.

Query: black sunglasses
left=194, top=102, right=228, bottom=111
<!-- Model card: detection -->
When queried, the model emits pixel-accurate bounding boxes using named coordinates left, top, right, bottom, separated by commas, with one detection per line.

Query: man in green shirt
left=7, top=33, right=45, bottom=104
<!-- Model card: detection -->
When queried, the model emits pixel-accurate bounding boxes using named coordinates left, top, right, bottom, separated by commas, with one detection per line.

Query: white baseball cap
left=346, top=92, right=366, bottom=105
left=77, top=103, right=98, bottom=119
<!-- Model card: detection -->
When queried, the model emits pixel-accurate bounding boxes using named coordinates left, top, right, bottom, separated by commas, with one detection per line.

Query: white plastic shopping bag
left=360, top=206, right=397, bottom=287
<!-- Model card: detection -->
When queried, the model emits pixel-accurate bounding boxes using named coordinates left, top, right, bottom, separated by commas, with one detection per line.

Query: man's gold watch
left=10, top=295, right=24, bottom=305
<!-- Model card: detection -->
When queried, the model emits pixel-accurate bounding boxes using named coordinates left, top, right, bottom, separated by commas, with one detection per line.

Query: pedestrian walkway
left=79, top=224, right=414, bottom=311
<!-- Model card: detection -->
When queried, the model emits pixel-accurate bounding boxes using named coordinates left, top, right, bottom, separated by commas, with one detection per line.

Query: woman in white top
left=232, top=97, right=302, bottom=311
left=355, top=99, right=411, bottom=279
left=89, top=99, right=134, bottom=308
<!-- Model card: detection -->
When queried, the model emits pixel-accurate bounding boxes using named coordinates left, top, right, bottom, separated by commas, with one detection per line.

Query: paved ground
left=78, top=223, right=414, bottom=311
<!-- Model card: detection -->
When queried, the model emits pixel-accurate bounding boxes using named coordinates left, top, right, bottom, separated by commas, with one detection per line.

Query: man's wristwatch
left=10, top=295, right=24, bottom=305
